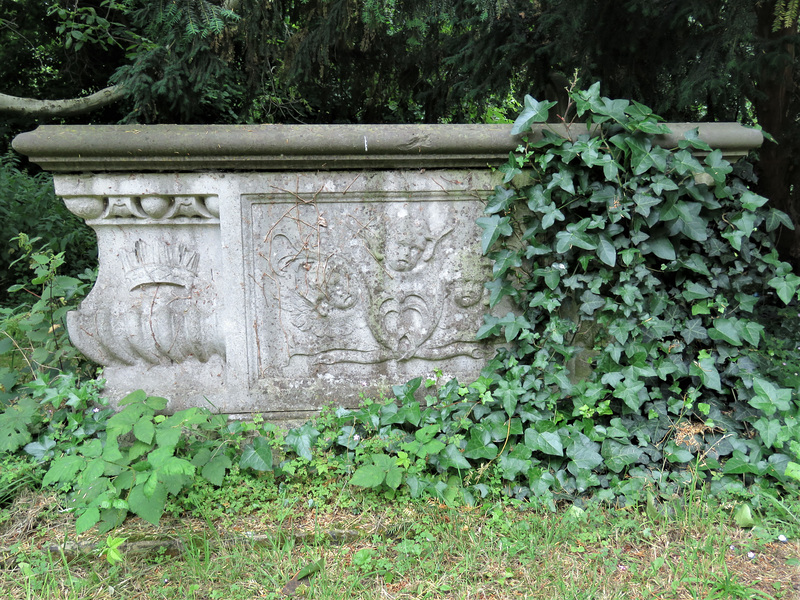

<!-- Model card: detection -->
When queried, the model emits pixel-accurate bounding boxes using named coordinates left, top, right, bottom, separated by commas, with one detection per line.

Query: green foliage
left=0, top=235, right=96, bottom=404
left=38, top=389, right=240, bottom=533
left=470, top=83, right=800, bottom=501
left=294, top=86, right=800, bottom=508
left=773, top=0, right=800, bottom=31
left=0, top=373, right=109, bottom=455
left=0, top=453, right=41, bottom=515
left=110, top=0, right=243, bottom=122
left=47, top=0, right=128, bottom=51
left=0, top=154, right=97, bottom=305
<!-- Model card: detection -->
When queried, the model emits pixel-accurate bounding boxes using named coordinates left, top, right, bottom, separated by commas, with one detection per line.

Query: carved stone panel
left=244, top=187, right=493, bottom=409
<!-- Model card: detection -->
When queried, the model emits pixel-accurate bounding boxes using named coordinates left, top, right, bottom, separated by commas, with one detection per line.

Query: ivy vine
left=468, top=82, right=800, bottom=500
left=339, top=83, right=800, bottom=505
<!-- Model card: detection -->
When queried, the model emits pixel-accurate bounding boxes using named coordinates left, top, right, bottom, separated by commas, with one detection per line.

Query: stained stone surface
left=12, top=123, right=763, bottom=419
left=50, top=169, right=499, bottom=418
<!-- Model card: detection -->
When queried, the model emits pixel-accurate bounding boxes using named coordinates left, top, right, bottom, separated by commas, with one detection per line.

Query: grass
left=1, top=478, right=799, bottom=599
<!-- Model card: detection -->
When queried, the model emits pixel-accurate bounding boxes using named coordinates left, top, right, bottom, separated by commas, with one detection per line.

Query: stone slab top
left=13, top=122, right=762, bottom=172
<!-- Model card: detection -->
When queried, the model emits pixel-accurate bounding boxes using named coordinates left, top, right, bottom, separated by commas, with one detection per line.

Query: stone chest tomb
left=13, top=123, right=761, bottom=420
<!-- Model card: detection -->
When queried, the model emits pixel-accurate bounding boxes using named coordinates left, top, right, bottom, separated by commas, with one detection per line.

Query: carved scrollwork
left=61, top=194, right=220, bottom=223
left=258, top=199, right=491, bottom=368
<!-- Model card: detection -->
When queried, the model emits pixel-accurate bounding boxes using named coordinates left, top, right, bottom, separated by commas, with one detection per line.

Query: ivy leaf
left=671, top=149, right=704, bottom=176
left=492, top=250, right=522, bottom=277
left=690, top=356, right=721, bottom=392
left=681, top=254, right=712, bottom=277
left=543, top=267, right=561, bottom=290
left=664, top=441, right=694, bottom=463
left=708, top=318, right=742, bottom=346
left=566, top=441, right=603, bottom=471
left=751, top=377, right=792, bottom=414
left=613, top=379, right=646, bottom=411
left=785, top=462, right=800, bottom=482
left=495, top=380, right=521, bottom=416
left=626, top=137, right=669, bottom=174
left=640, top=237, right=676, bottom=261
left=655, top=358, right=680, bottom=380
left=633, top=193, right=661, bottom=217
left=499, top=154, right=522, bottom=183
left=548, top=168, right=575, bottom=194
left=485, top=278, right=516, bottom=308
left=723, top=451, right=759, bottom=475
left=415, top=424, right=440, bottom=444
left=704, top=150, right=732, bottom=184
left=555, top=228, right=596, bottom=253
left=499, top=455, right=532, bottom=480
left=476, top=314, right=501, bottom=339
left=540, top=203, right=565, bottom=230
left=601, top=153, right=621, bottom=179
left=464, top=427, right=498, bottom=460
left=485, top=186, right=516, bottom=214
left=285, top=423, right=320, bottom=461
left=679, top=127, right=712, bottom=152
left=768, top=274, right=800, bottom=304
left=477, top=215, right=513, bottom=254
left=681, top=282, right=713, bottom=302
left=601, top=440, right=641, bottom=473
left=739, top=191, right=768, bottom=211
left=753, top=417, right=783, bottom=449
left=202, top=453, right=232, bottom=486
left=537, top=431, right=564, bottom=456
left=596, top=235, right=616, bottom=266
left=438, top=443, right=472, bottom=470
left=739, top=321, right=764, bottom=348
left=511, top=95, right=558, bottom=134
left=579, top=290, right=605, bottom=315
left=765, top=208, right=794, bottom=232
left=499, top=312, right=531, bottom=343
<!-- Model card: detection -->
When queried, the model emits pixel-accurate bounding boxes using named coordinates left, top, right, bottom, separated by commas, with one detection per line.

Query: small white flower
left=747, top=551, right=756, bottom=559
left=729, top=545, right=736, bottom=551
left=778, top=534, right=788, bottom=543
left=617, top=564, right=628, bottom=572
left=353, top=434, right=361, bottom=442
left=552, top=263, right=567, bottom=271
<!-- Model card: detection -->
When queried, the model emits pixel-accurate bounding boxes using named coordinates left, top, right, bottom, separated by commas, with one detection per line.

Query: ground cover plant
left=1, top=85, right=800, bottom=596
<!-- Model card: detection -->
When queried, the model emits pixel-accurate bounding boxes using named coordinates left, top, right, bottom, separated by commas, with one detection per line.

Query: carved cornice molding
left=62, top=194, right=220, bottom=224
left=13, top=123, right=763, bottom=172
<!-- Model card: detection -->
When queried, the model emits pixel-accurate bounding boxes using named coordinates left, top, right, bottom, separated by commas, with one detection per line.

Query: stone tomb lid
left=13, top=122, right=762, bottom=172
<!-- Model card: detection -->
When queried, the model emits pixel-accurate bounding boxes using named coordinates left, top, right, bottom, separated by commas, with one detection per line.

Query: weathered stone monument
left=13, top=123, right=762, bottom=420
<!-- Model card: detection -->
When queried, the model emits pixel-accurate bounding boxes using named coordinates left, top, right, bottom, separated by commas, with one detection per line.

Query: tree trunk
left=753, top=2, right=800, bottom=268
left=0, top=85, right=125, bottom=118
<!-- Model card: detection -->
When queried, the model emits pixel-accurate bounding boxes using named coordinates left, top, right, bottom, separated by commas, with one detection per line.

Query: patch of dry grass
left=1, top=488, right=798, bottom=599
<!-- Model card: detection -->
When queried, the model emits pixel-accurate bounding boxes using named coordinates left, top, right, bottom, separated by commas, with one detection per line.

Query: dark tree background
left=2, top=0, right=799, bottom=264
